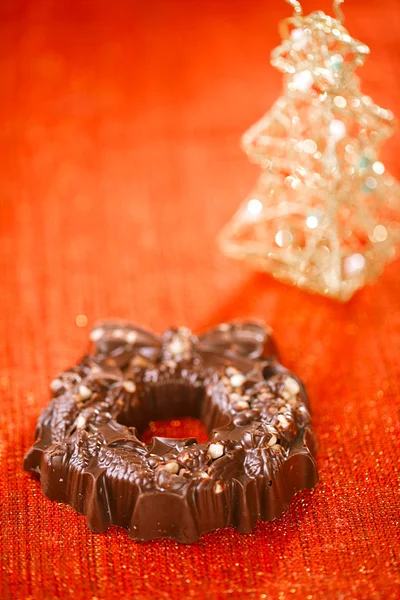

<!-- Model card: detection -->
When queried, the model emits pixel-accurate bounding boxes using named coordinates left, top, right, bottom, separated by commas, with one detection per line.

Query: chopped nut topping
left=208, top=442, right=224, bottom=460
left=78, top=385, right=92, bottom=400
left=168, top=337, right=186, bottom=355
left=276, top=414, right=290, bottom=429
left=126, top=331, right=138, bottom=345
left=164, top=461, right=179, bottom=474
left=226, top=366, right=239, bottom=376
left=122, top=380, right=136, bottom=393
left=230, top=373, right=246, bottom=388
left=75, top=415, right=86, bottom=429
left=259, top=391, right=274, bottom=401
left=50, top=378, right=63, bottom=393
left=112, top=329, right=125, bottom=338
left=232, top=400, right=250, bottom=412
left=89, top=328, right=104, bottom=342
left=270, top=444, right=282, bottom=452
left=284, top=377, right=300, bottom=396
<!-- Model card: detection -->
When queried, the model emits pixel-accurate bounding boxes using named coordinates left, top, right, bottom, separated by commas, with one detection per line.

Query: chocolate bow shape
left=90, top=320, right=277, bottom=367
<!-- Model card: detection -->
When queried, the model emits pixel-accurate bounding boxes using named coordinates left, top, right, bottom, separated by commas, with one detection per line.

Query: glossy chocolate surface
left=24, top=321, right=319, bottom=543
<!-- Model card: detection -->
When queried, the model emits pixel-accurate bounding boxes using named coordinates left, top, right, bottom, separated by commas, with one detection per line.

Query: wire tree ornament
left=286, top=0, right=344, bottom=20
left=286, top=0, right=303, bottom=15
left=219, top=0, right=400, bottom=301
left=333, top=0, right=345, bottom=22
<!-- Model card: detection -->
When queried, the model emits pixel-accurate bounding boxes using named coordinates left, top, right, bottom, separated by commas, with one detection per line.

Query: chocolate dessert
left=24, top=321, right=318, bottom=543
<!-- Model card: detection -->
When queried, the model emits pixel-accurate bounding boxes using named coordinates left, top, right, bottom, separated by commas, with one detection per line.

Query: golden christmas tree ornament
left=219, top=0, right=400, bottom=301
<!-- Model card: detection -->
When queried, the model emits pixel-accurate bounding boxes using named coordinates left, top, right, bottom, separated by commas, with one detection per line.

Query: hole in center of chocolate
left=141, top=417, right=209, bottom=444
left=116, top=379, right=228, bottom=442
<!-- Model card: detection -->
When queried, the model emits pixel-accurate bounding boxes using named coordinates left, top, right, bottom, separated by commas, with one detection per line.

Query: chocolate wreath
left=24, top=321, right=318, bottom=543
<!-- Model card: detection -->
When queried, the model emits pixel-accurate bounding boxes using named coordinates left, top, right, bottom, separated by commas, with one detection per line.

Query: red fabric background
left=0, top=0, right=399, bottom=598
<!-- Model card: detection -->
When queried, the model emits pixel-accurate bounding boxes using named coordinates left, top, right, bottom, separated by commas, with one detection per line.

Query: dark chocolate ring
left=24, top=320, right=318, bottom=543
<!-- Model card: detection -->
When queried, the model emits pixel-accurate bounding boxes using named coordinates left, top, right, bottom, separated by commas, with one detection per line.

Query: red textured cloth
left=1, top=0, right=399, bottom=598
